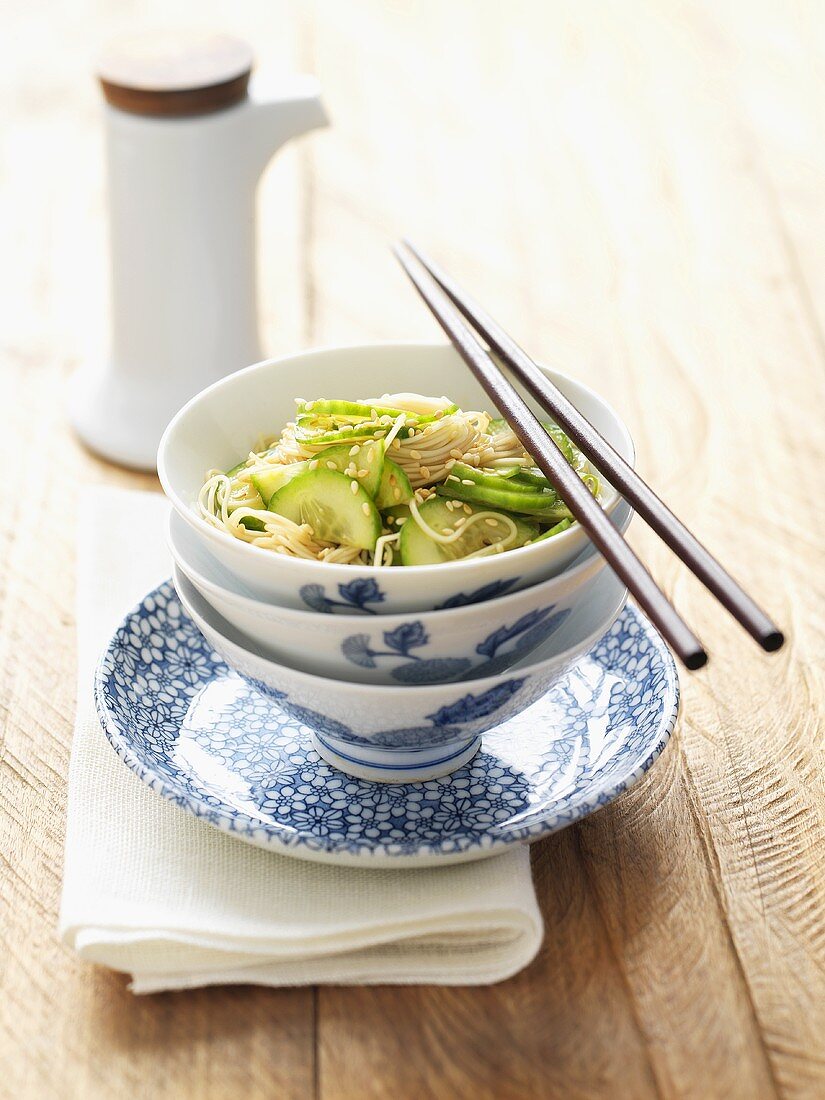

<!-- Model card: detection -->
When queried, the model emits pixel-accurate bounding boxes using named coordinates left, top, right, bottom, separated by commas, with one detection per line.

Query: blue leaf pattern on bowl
left=341, top=634, right=377, bottom=668
left=391, top=657, right=473, bottom=684
left=476, top=606, right=556, bottom=659
left=426, top=678, right=526, bottom=727
left=298, top=583, right=330, bottom=613
left=436, top=578, right=521, bottom=610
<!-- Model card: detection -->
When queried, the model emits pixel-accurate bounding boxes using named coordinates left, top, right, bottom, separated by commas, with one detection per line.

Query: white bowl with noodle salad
left=158, top=343, right=634, bottom=614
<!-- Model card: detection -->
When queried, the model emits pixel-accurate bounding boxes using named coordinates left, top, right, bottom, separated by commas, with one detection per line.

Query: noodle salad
left=197, top=393, right=600, bottom=567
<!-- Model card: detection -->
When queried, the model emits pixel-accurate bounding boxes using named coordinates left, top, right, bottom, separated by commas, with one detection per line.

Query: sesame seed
left=380, top=415, right=392, bottom=425
left=407, top=428, right=415, bottom=437
left=374, top=431, right=386, bottom=438
left=410, top=449, right=421, bottom=460
left=485, top=518, right=498, bottom=527
left=445, top=458, right=456, bottom=469
left=358, top=468, right=368, bottom=477
left=350, top=481, right=359, bottom=495
left=304, top=401, right=314, bottom=412
left=442, top=528, right=452, bottom=535
left=309, top=459, right=319, bottom=470
left=446, top=475, right=460, bottom=483
left=445, top=500, right=454, bottom=511
left=326, top=461, right=337, bottom=470
left=392, top=439, right=401, bottom=451
left=345, top=464, right=357, bottom=476
left=349, top=445, right=360, bottom=456
left=463, top=504, right=472, bottom=514
left=461, top=479, right=475, bottom=486
left=362, top=502, right=371, bottom=516
left=393, top=487, right=402, bottom=501
left=450, top=448, right=464, bottom=459
left=420, top=466, right=430, bottom=480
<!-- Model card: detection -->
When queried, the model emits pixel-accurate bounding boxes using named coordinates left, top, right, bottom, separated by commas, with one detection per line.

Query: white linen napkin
left=59, top=487, right=543, bottom=993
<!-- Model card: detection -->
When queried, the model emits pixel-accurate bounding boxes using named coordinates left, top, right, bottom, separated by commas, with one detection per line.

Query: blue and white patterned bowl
left=95, top=582, right=679, bottom=867
left=173, top=565, right=628, bottom=782
left=158, top=342, right=634, bottom=614
left=169, top=502, right=633, bottom=685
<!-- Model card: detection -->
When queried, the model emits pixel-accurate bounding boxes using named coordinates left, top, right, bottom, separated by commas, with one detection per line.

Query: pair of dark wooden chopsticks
left=394, top=240, right=784, bottom=670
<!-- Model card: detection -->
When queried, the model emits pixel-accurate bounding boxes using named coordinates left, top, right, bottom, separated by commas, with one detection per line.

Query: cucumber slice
left=226, top=458, right=250, bottom=477
left=268, top=468, right=381, bottom=551
left=399, top=499, right=538, bottom=566
left=314, top=440, right=385, bottom=497
left=296, top=401, right=461, bottom=441
left=413, top=402, right=459, bottom=424
left=296, top=398, right=409, bottom=421
left=437, top=480, right=572, bottom=520
left=488, top=417, right=509, bottom=438
left=252, top=462, right=309, bottom=506
left=295, top=422, right=388, bottom=446
left=375, top=459, right=413, bottom=509
left=297, top=398, right=459, bottom=424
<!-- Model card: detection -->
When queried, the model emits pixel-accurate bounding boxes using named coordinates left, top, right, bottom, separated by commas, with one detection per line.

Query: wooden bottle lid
left=97, top=31, right=254, bottom=118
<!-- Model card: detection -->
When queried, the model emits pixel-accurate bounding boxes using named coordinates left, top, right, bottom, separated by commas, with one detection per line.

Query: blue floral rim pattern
left=94, top=581, right=680, bottom=868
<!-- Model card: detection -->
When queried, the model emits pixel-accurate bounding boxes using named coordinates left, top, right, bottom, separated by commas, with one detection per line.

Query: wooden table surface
left=1, top=2, right=823, bottom=1097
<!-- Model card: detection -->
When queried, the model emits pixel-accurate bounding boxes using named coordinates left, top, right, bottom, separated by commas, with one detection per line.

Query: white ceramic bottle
left=71, top=32, right=328, bottom=470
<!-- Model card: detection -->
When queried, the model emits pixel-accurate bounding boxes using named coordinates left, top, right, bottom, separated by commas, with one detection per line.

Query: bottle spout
left=244, top=74, right=329, bottom=175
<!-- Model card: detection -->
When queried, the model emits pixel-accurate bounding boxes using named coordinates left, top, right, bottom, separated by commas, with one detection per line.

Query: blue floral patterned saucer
left=95, top=582, right=679, bottom=868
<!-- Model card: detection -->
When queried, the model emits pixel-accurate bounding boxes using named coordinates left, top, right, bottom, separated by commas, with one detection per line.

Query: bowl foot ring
left=310, top=731, right=482, bottom=784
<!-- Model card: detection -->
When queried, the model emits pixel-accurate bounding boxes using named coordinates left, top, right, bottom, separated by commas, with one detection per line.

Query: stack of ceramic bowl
left=159, top=343, right=634, bottom=783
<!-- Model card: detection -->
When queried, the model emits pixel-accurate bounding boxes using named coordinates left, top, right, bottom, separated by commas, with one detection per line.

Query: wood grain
left=0, top=1, right=823, bottom=1098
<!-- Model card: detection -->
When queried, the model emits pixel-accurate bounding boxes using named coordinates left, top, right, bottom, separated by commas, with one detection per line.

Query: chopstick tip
left=685, top=649, right=709, bottom=671
left=761, top=630, right=785, bottom=653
